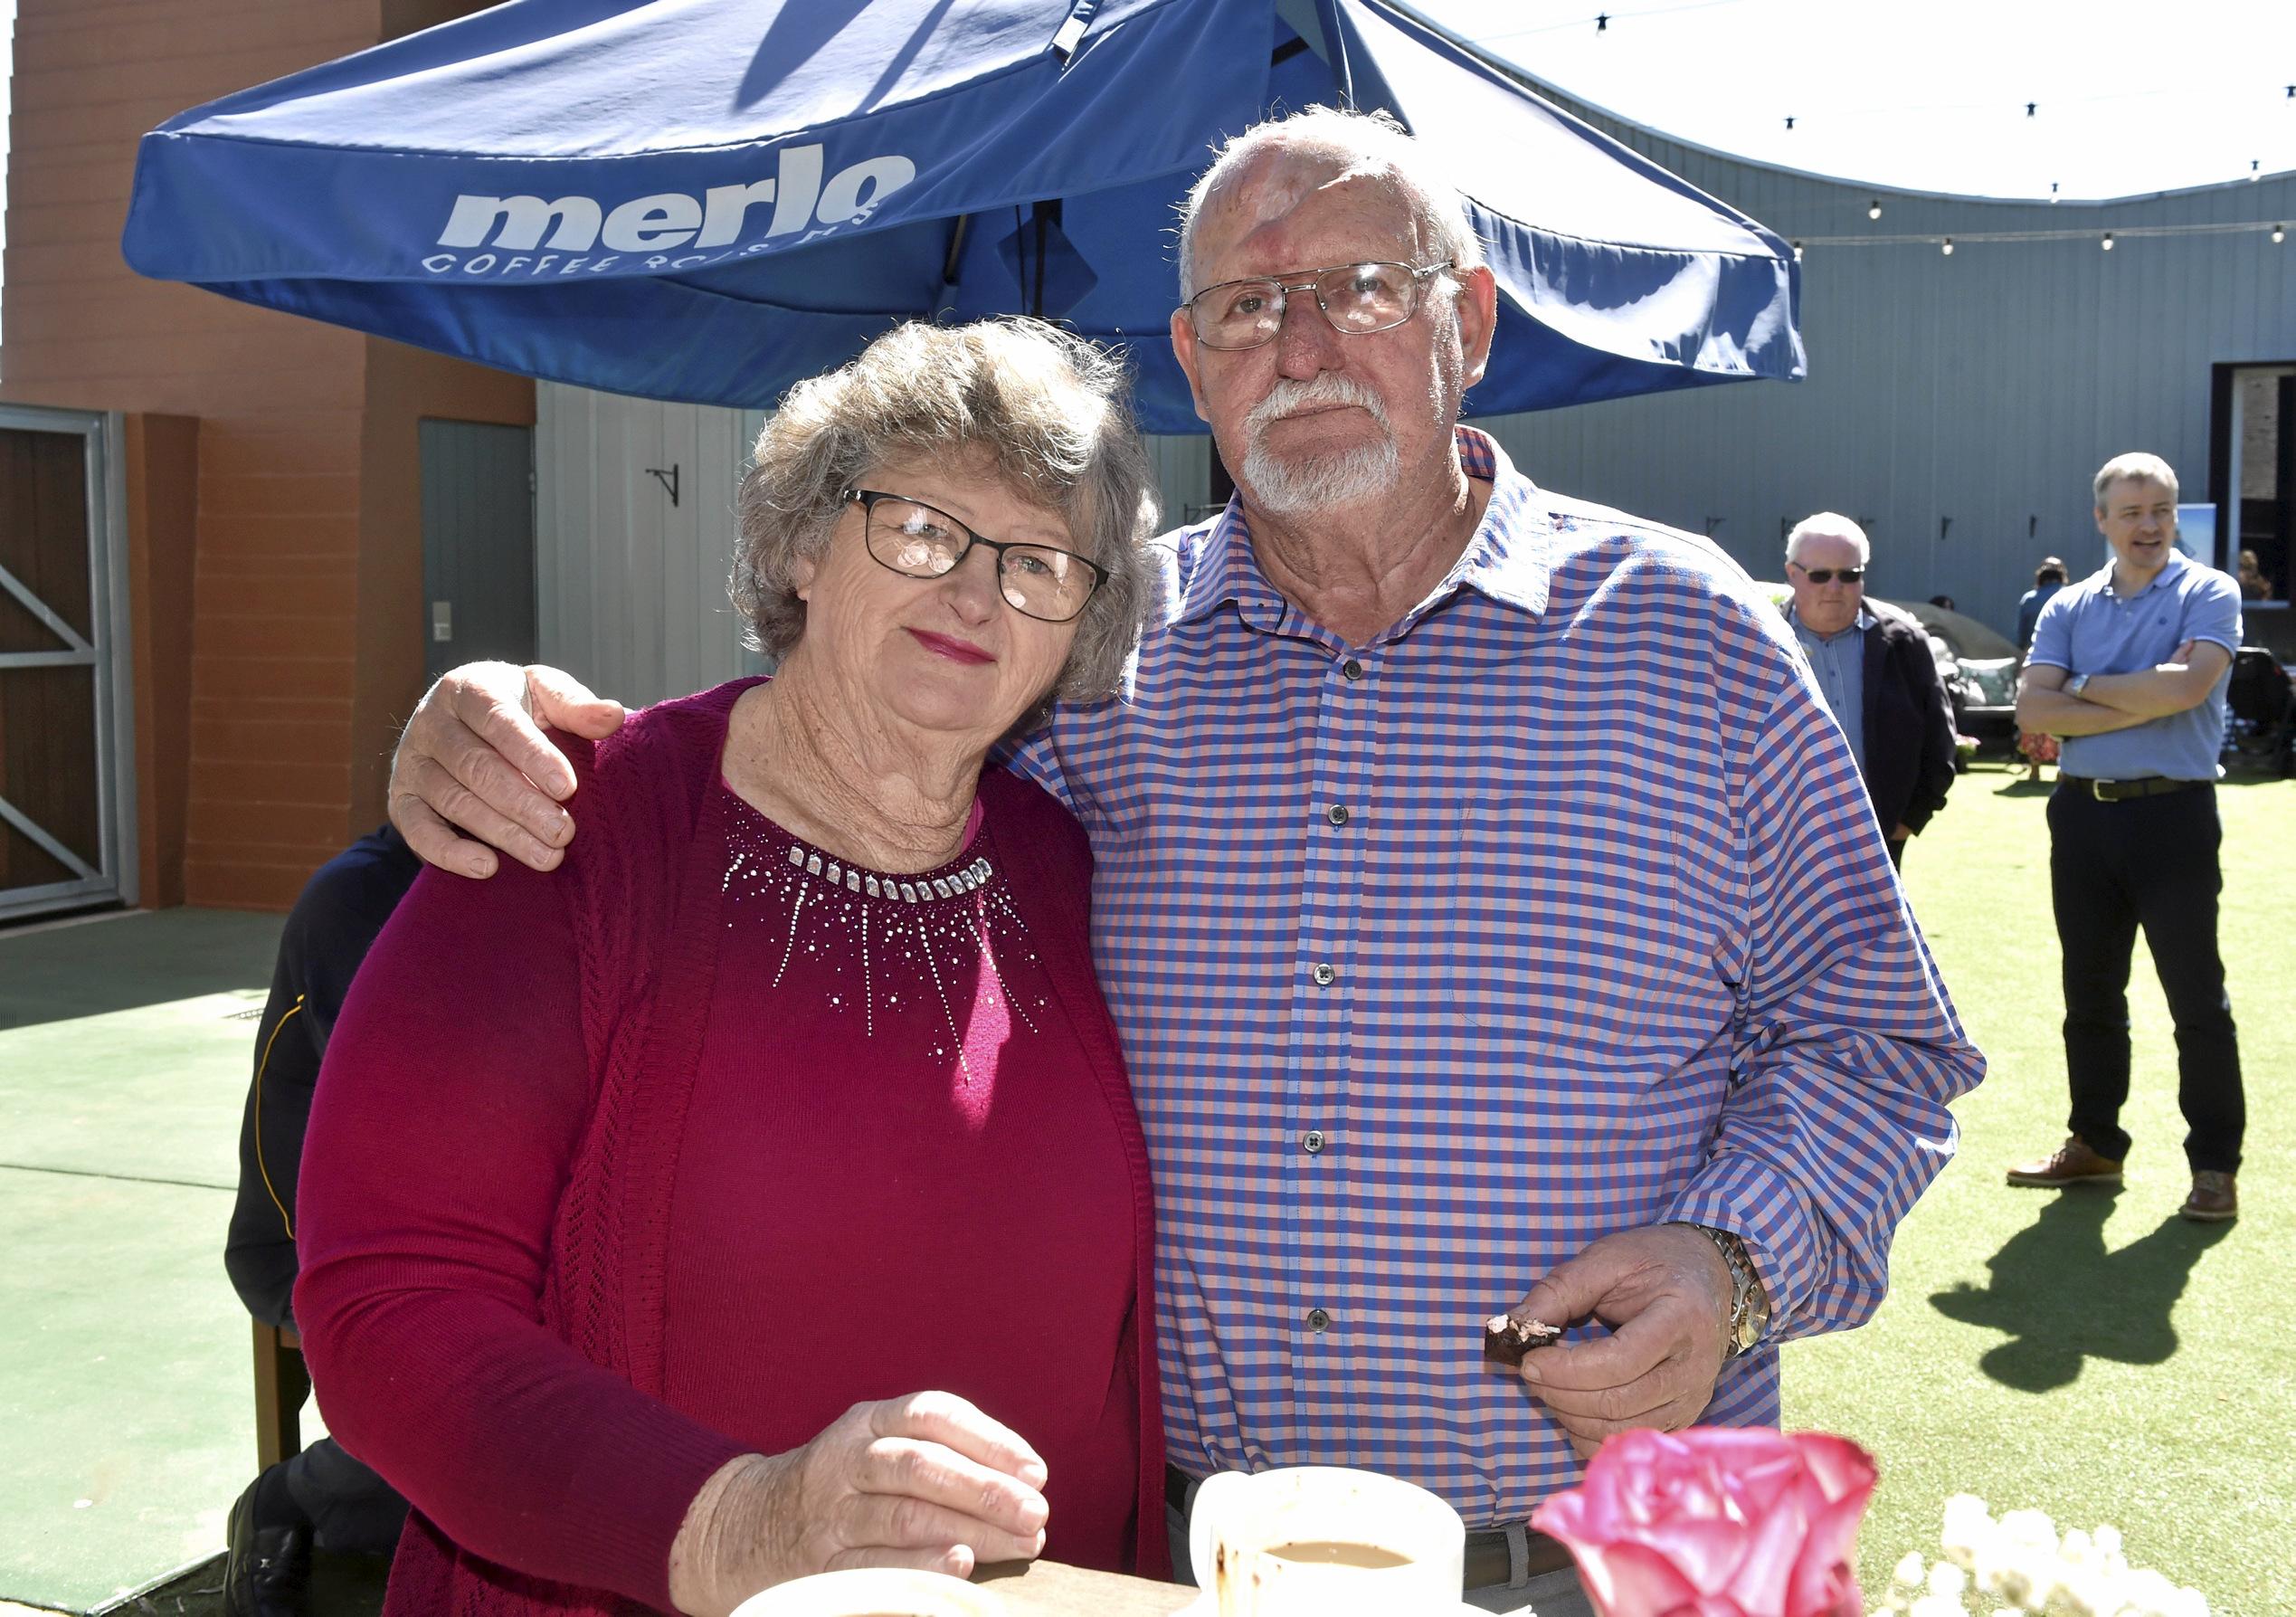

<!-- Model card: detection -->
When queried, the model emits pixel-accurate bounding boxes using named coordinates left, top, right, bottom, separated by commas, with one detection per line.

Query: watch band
left=2066, top=672, right=2092, bottom=699
left=1671, top=1222, right=1772, bottom=1359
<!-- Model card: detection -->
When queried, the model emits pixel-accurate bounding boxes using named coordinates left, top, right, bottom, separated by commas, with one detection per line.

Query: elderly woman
left=292, top=319, right=1163, bottom=1617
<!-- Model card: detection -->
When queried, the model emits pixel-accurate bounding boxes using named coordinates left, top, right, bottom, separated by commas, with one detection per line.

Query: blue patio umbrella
left=122, top=0, right=1803, bottom=433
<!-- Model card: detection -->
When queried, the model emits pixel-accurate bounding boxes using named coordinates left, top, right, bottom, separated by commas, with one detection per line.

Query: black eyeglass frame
left=1179, top=260, right=1457, bottom=350
left=1790, top=562, right=1867, bottom=585
left=842, top=489, right=1105, bottom=623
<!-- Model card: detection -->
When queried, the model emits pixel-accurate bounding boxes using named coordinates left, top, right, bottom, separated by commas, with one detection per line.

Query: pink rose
left=1531, top=1428, right=1877, bottom=1617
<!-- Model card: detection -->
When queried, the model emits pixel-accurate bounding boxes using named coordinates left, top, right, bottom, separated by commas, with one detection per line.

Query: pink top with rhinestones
left=669, top=786, right=1142, bottom=1570
left=293, top=680, right=1161, bottom=1617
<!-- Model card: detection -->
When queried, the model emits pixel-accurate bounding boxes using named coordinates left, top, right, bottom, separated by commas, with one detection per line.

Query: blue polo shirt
left=2026, top=553, right=2242, bottom=781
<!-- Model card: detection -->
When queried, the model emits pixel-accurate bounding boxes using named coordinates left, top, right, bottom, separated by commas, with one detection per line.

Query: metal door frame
left=0, top=404, right=137, bottom=920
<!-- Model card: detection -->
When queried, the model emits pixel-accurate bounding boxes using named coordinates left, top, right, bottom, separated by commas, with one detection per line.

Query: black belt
left=2058, top=775, right=2207, bottom=802
left=1164, top=1464, right=1577, bottom=1588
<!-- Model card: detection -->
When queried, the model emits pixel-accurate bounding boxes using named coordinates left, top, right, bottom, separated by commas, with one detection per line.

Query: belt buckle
left=2092, top=777, right=2130, bottom=802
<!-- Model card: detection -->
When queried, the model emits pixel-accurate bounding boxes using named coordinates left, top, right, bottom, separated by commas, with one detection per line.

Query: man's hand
left=666, top=1393, right=1050, bottom=1615
left=1497, top=1224, right=1736, bottom=1459
left=389, top=662, right=625, bottom=878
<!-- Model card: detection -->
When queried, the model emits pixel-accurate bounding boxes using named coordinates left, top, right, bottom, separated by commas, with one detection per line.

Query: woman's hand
left=668, top=1393, right=1051, bottom=1615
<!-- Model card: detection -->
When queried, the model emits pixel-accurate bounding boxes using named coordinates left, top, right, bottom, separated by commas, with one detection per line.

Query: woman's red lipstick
left=907, top=628, right=995, bottom=665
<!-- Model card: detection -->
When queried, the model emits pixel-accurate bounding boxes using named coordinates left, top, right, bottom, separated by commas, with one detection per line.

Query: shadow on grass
left=1992, top=778, right=2054, bottom=797
left=1928, top=1191, right=2231, bottom=1392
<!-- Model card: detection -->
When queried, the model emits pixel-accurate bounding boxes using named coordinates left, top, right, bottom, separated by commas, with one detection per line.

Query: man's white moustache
left=1250, top=376, right=1386, bottom=425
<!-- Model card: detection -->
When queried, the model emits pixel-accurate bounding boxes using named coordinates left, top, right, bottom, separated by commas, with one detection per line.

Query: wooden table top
left=973, top=1559, right=1197, bottom=1616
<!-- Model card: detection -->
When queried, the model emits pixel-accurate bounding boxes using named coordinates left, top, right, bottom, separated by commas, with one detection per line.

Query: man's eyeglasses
left=844, top=490, right=1103, bottom=623
left=1793, top=565, right=1865, bottom=585
left=1180, top=261, right=1455, bottom=350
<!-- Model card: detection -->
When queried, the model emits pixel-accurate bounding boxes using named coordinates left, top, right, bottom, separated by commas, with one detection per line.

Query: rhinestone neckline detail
left=784, top=842, right=994, bottom=903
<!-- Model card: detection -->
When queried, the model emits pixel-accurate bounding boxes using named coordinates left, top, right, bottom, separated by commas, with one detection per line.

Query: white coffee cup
left=729, top=1567, right=1008, bottom=1617
left=1189, top=1465, right=1465, bottom=1617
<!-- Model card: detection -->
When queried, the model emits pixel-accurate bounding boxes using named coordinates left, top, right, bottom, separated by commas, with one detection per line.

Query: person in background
left=223, top=824, right=420, bottom=1617
left=296, top=319, right=1166, bottom=1617
left=2017, top=557, right=2069, bottom=652
left=380, top=109, right=1984, bottom=1617
left=2009, top=452, right=2244, bottom=1224
left=1782, top=514, right=1959, bottom=870
left=2235, top=547, right=2272, bottom=601
left=1927, top=594, right=1957, bottom=613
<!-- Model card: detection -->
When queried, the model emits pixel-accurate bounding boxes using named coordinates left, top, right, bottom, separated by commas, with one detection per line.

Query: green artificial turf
left=1779, top=766, right=2295, bottom=1614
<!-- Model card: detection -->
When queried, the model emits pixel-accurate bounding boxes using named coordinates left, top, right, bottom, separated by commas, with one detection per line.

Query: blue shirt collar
left=1164, top=426, right=1553, bottom=632
left=2089, top=548, right=2190, bottom=600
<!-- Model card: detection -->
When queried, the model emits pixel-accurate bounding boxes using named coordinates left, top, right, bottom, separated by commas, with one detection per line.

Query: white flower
left=1928, top=1563, right=1970, bottom=1601
left=1997, top=1508, right=2057, bottom=1551
left=1895, top=1551, right=1931, bottom=1589
left=1941, top=1494, right=1995, bottom=1572
left=1972, top=1539, right=2045, bottom=1607
left=2092, top=1526, right=2122, bottom=1559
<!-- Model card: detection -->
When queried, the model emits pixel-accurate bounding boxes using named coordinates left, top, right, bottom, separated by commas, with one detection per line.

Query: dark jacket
left=1863, top=614, right=1959, bottom=840
left=224, top=823, right=422, bottom=1327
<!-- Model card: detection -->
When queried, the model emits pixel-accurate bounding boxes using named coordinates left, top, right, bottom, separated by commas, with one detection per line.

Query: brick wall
left=1, top=0, right=534, bottom=909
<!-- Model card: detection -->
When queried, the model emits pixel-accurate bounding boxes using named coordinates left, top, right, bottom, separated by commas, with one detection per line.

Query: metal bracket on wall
left=646, top=464, right=680, bottom=507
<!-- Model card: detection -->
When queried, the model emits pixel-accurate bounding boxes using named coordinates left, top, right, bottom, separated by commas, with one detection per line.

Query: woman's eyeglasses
left=845, top=490, right=1103, bottom=623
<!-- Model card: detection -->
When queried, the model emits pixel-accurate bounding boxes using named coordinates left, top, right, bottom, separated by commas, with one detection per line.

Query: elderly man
left=2009, top=453, right=2244, bottom=1224
left=1781, top=513, right=1958, bottom=870
left=388, top=109, right=1982, bottom=1614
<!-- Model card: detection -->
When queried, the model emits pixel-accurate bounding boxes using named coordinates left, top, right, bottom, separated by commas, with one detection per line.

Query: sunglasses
left=1795, top=565, right=1865, bottom=585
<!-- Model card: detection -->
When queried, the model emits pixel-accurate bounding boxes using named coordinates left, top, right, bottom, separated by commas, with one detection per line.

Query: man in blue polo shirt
left=2009, top=453, right=2244, bottom=1222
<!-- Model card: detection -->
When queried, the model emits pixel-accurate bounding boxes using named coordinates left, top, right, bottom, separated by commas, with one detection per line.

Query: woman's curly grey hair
left=732, top=318, right=1158, bottom=729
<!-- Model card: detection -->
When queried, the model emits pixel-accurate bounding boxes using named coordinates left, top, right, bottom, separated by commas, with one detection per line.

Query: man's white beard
left=1240, top=374, right=1401, bottom=514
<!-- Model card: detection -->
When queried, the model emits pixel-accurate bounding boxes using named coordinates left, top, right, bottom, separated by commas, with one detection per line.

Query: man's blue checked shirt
left=1011, top=429, right=1984, bottom=1527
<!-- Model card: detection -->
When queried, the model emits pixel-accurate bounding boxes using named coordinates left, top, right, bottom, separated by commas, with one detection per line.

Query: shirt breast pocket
left=1445, top=792, right=1727, bottom=1086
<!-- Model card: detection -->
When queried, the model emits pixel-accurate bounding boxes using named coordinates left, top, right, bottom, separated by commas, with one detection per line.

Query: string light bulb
left=2273, top=224, right=2287, bottom=244
left=1785, top=116, right=1796, bottom=130
left=1595, top=12, right=1609, bottom=31
left=1940, top=237, right=1954, bottom=255
left=2101, top=232, right=2115, bottom=251
left=2026, top=102, right=2036, bottom=117
left=1792, top=240, right=1804, bottom=262
left=1868, top=199, right=1883, bottom=220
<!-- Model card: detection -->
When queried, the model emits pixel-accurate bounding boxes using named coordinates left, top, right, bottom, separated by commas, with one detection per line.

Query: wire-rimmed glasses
left=1180, top=260, right=1456, bottom=350
left=845, top=490, right=1103, bottom=623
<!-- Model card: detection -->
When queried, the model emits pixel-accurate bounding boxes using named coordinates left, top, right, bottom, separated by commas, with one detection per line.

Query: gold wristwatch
left=1673, top=1222, right=1773, bottom=1359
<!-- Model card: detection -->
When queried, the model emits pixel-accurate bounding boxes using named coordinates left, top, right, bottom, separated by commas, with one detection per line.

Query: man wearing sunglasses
left=1782, top=513, right=1959, bottom=870
left=384, top=108, right=1981, bottom=1614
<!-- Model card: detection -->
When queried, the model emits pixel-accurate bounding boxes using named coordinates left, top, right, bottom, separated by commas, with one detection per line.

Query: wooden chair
left=253, top=1320, right=311, bottom=1471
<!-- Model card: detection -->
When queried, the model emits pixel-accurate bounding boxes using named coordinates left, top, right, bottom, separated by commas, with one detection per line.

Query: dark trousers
left=2047, top=784, right=2244, bottom=1172
left=283, top=1436, right=408, bottom=1555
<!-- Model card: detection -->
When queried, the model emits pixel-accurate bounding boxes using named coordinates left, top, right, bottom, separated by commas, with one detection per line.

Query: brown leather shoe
left=2180, top=1170, right=2237, bottom=1222
left=2006, top=1135, right=2124, bottom=1188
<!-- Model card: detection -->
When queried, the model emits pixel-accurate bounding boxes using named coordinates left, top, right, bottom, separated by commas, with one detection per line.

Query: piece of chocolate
left=1483, top=1314, right=1562, bottom=1366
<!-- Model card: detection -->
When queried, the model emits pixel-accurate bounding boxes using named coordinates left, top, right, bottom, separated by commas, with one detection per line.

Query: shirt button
left=1311, top=962, right=1336, bottom=986
left=1325, top=804, right=1351, bottom=826
left=1302, top=1128, right=1326, bottom=1155
left=1305, top=1308, right=1331, bottom=1332
left=1341, top=658, right=1363, bottom=681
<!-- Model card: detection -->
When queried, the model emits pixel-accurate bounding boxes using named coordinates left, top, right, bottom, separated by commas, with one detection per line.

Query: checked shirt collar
left=1162, top=427, right=1554, bottom=644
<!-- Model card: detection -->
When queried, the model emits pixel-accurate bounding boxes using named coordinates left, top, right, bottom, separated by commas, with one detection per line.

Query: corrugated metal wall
left=536, top=387, right=1217, bottom=707
left=1478, top=89, right=2296, bottom=633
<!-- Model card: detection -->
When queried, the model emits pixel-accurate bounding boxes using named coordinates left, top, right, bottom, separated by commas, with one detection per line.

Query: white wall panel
left=537, top=384, right=767, bottom=709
